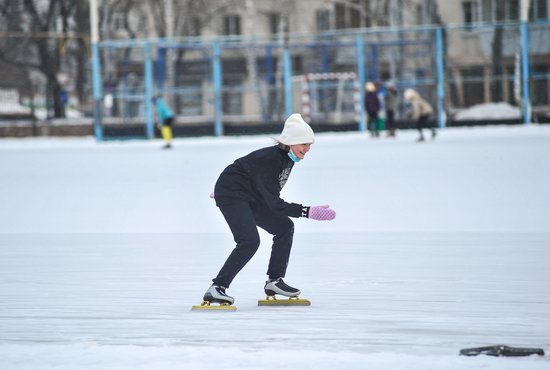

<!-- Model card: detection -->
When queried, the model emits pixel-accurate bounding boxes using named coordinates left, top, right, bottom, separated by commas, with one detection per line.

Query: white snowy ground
left=0, top=125, right=549, bottom=370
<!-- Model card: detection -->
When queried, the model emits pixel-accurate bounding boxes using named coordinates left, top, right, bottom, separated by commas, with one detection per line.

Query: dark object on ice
left=460, top=345, right=545, bottom=357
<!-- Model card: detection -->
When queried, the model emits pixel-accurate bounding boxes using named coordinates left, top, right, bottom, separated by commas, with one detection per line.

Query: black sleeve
left=251, top=170, right=304, bottom=218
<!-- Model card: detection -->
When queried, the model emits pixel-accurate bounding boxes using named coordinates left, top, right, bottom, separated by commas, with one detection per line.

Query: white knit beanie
left=276, top=113, right=315, bottom=145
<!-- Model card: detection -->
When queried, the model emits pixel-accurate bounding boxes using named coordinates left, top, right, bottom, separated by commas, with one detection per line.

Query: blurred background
left=0, top=0, right=549, bottom=139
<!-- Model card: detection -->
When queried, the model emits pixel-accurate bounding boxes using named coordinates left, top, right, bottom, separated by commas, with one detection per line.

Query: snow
left=0, top=101, right=32, bottom=116
left=1, top=125, right=549, bottom=369
left=453, top=102, right=521, bottom=121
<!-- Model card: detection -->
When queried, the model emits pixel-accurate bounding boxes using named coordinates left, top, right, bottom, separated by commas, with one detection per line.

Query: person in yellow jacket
left=152, top=96, right=174, bottom=149
left=404, top=88, right=436, bottom=142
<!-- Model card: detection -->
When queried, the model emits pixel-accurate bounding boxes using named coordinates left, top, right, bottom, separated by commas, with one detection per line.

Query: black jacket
left=214, top=145, right=305, bottom=218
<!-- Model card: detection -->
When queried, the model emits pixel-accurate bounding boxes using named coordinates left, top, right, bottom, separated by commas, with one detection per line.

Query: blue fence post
left=91, top=43, right=103, bottom=141
left=156, top=47, right=166, bottom=92
left=355, top=34, right=366, bottom=132
left=520, top=22, right=531, bottom=125
left=283, top=46, right=293, bottom=117
left=266, top=45, right=274, bottom=85
left=436, top=27, right=446, bottom=128
left=369, top=44, right=378, bottom=81
left=322, top=44, right=330, bottom=73
left=144, top=42, right=154, bottom=139
left=212, top=40, right=224, bottom=136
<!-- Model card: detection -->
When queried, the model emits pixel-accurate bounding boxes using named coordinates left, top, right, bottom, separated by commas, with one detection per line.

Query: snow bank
left=454, top=102, right=521, bottom=121
left=0, top=101, right=32, bottom=115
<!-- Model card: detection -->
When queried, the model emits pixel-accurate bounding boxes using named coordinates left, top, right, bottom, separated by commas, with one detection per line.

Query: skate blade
left=191, top=301, right=237, bottom=311
left=258, top=295, right=311, bottom=306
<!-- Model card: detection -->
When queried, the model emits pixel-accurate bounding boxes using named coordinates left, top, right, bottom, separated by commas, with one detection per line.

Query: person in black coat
left=364, top=82, right=381, bottom=137
left=203, top=113, right=337, bottom=305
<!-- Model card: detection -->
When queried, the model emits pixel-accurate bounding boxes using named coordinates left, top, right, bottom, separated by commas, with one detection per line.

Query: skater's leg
left=386, top=110, right=395, bottom=137
left=430, top=118, right=437, bottom=139
left=416, top=115, right=427, bottom=141
left=253, top=207, right=294, bottom=279
left=212, top=202, right=260, bottom=288
left=369, top=112, right=380, bottom=137
left=161, top=126, right=173, bottom=147
left=161, top=117, right=173, bottom=148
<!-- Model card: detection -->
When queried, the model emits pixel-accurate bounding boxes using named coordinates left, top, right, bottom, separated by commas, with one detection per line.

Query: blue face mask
left=288, top=148, right=301, bottom=163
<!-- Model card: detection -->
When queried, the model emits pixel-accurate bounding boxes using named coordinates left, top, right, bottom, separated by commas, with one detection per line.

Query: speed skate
left=192, top=285, right=236, bottom=311
left=259, top=278, right=310, bottom=306
left=191, top=301, right=237, bottom=311
left=258, top=295, right=311, bottom=306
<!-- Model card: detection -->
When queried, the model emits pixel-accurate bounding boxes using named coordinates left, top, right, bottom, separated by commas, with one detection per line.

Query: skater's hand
left=307, top=205, right=336, bottom=221
left=209, top=192, right=215, bottom=199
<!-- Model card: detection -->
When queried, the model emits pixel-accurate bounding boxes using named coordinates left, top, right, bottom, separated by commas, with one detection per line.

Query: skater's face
left=290, top=143, right=311, bottom=160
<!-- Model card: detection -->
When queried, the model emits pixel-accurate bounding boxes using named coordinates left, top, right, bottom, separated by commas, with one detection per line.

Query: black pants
left=417, top=114, right=435, bottom=138
left=212, top=202, right=294, bottom=288
left=367, top=111, right=379, bottom=136
left=163, top=116, right=174, bottom=127
left=385, top=110, right=395, bottom=131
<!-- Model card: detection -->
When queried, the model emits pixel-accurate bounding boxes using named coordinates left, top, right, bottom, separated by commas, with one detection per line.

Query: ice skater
left=152, top=95, right=174, bottom=149
left=364, top=82, right=381, bottom=137
left=404, top=88, right=436, bottom=142
left=203, top=113, right=336, bottom=306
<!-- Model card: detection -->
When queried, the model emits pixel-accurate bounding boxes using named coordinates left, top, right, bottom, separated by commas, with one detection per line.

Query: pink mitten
left=308, top=205, right=336, bottom=221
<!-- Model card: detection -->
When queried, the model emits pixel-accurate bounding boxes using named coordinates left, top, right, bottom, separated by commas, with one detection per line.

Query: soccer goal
left=299, top=72, right=360, bottom=124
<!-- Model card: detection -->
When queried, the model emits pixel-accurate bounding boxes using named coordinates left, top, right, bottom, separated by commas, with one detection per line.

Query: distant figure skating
left=193, top=113, right=336, bottom=310
left=404, top=88, right=436, bottom=142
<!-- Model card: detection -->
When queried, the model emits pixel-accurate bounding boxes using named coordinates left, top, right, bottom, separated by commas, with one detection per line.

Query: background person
left=404, top=88, right=435, bottom=142
left=152, top=95, right=174, bottom=149
left=364, top=82, right=381, bottom=138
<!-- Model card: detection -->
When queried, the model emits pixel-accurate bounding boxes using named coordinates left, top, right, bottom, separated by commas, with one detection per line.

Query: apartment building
left=100, top=0, right=549, bottom=122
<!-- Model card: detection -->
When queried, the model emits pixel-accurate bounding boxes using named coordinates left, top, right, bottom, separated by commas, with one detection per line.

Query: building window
left=316, top=9, right=330, bottom=32
left=223, top=78, right=242, bottom=115
left=462, top=67, right=485, bottom=106
left=112, top=12, right=125, bottom=31
left=481, top=0, right=492, bottom=22
left=530, top=0, right=548, bottom=20
left=223, top=15, right=241, bottom=36
left=416, top=4, right=424, bottom=24
left=508, top=0, right=520, bottom=20
left=187, top=17, right=201, bottom=37
left=268, top=12, right=281, bottom=35
left=462, top=1, right=479, bottom=25
left=530, top=64, right=548, bottom=106
left=177, top=80, right=203, bottom=116
left=482, top=0, right=546, bottom=21
left=335, top=1, right=361, bottom=29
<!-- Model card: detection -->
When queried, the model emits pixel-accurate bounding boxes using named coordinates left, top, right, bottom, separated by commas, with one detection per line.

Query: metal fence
left=2, top=21, right=549, bottom=139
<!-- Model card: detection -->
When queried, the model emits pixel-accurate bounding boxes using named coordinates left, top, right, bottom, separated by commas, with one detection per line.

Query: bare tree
left=0, top=0, right=89, bottom=119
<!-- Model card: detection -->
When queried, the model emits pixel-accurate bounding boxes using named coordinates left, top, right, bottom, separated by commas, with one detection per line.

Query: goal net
left=299, top=72, right=360, bottom=124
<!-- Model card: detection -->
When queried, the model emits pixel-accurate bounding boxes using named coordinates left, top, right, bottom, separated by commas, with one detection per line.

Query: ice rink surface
left=1, top=125, right=549, bottom=369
